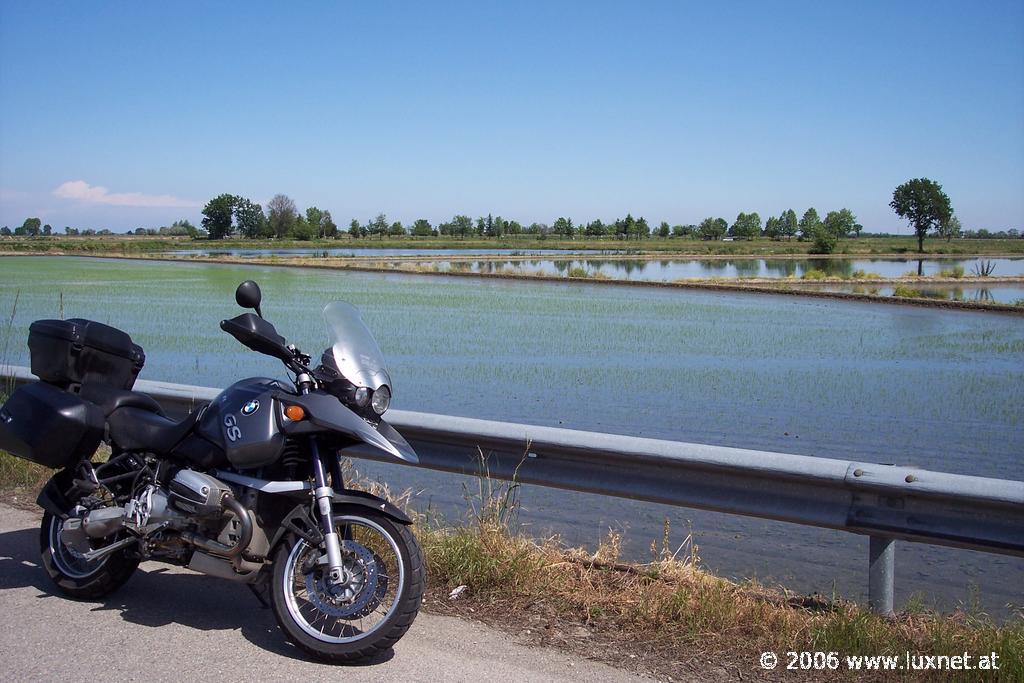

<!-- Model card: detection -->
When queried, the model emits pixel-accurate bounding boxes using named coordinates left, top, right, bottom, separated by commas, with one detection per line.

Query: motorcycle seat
left=107, top=406, right=202, bottom=455
left=80, top=384, right=166, bottom=417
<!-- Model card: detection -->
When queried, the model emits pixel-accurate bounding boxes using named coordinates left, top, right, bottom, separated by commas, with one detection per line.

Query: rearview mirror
left=235, top=280, right=263, bottom=317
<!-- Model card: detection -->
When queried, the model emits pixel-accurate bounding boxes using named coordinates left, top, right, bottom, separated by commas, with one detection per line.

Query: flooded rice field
left=2, top=256, right=1022, bottom=614
left=791, top=283, right=1024, bottom=304
left=387, top=256, right=1024, bottom=281
left=165, top=247, right=622, bottom=257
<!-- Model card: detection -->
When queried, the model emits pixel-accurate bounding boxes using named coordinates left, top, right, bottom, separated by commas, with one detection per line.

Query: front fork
left=309, top=437, right=348, bottom=585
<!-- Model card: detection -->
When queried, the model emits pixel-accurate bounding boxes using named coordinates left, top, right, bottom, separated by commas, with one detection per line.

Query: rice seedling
left=973, top=260, right=997, bottom=277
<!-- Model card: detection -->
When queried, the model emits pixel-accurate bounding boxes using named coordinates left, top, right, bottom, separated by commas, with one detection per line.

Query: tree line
left=2, top=180, right=1017, bottom=250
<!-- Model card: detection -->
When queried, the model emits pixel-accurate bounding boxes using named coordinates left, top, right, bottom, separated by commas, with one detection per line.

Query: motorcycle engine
left=121, top=470, right=232, bottom=535
left=168, top=470, right=233, bottom=517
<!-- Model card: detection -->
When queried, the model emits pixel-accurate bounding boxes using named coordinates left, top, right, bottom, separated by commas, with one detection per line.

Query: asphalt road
left=0, top=503, right=643, bottom=682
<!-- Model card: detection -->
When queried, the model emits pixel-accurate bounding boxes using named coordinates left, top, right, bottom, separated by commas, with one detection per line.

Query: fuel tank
left=198, top=377, right=291, bottom=469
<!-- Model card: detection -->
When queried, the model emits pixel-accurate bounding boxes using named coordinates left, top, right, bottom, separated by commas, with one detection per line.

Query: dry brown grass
left=347, top=456, right=1023, bottom=680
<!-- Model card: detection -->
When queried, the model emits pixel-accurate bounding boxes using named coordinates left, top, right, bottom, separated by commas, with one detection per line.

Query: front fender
left=268, top=491, right=413, bottom=552
left=275, top=391, right=418, bottom=463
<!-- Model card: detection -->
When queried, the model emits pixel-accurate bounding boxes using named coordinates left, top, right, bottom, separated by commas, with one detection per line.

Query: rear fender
left=36, top=473, right=72, bottom=518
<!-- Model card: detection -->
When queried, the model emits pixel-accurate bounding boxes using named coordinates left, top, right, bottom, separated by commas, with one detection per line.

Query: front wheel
left=270, top=507, right=424, bottom=663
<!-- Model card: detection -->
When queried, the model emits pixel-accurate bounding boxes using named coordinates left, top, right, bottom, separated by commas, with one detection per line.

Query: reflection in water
left=801, top=284, right=1023, bottom=304
left=406, top=256, right=1024, bottom=283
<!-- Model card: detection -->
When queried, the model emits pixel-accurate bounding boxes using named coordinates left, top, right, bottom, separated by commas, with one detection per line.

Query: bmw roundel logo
left=241, top=399, right=260, bottom=416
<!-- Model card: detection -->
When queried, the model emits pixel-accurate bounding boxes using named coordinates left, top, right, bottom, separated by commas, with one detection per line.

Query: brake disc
left=304, top=540, right=380, bottom=618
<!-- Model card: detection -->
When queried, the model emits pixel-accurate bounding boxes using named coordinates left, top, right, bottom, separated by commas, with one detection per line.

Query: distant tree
left=178, top=219, right=199, bottom=238
left=201, top=194, right=236, bottom=239
left=616, top=215, right=634, bottom=239
left=852, top=222, right=863, bottom=238
left=412, top=219, right=433, bottom=237
left=731, top=212, right=761, bottom=240
left=389, top=221, right=405, bottom=236
left=349, top=218, right=363, bottom=238
left=487, top=215, right=507, bottom=237
left=658, top=221, right=670, bottom=238
left=291, top=214, right=316, bottom=240
left=764, top=216, right=780, bottom=240
left=939, top=214, right=962, bottom=242
left=474, top=216, right=486, bottom=236
left=553, top=217, right=574, bottom=238
left=0, top=226, right=8, bottom=236
left=305, top=207, right=324, bottom=238
left=671, top=224, right=694, bottom=238
left=63, top=226, right=78, bottom=236
left=698, top=216, right=727, bottom=241
left=267, top=194, right=298, bottom=239
left=584, top=219, right=606, bottom=237
left=42, top=224, right=52, bottom=236
left=823, top=208, right=856, bottom=240
left=451, top=215, right=474, bottom=238
left=798, top=208, right=822, bottom=241
left=810, top=225, right=838, bottom=254
left=780, top=209, right=798, bottom=240
left=21, top=217, right=42, bottom=236
left=506, top=220, right=523, bottom=235
left=234, top=198, right=266, bottom=239
left=890, top=178, right=953, bottom=253
left=635, top=217, right=650, bottom=239
left=321, top=211, right=338, bottom=238
left=368, top=213, right=388, bottom=239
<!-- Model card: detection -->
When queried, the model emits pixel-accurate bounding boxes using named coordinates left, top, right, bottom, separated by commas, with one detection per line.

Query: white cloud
left=53, top=180, right=198, bottom=208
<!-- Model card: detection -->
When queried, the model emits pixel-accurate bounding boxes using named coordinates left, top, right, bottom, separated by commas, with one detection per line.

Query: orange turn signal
left=284, top=405, right=306, bottom=421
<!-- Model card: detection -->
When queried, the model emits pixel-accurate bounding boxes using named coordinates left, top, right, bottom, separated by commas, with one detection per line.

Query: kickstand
left=247, top=577, right=271, bottom=609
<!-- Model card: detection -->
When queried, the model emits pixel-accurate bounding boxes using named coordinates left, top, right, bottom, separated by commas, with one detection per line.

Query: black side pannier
left=0, top=382, right=105, bottom=468
left=28, top=318, right=145, bottom=390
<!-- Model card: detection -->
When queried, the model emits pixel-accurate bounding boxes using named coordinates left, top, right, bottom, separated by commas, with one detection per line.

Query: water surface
left=391, top=256, right=1024, bottom=281
left=1, top=256, right=1021, bottom=614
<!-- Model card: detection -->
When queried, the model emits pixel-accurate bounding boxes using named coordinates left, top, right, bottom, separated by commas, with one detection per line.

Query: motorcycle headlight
left=371, top=385, right=391, bottom=415
left=353, top=387, right=370, bottom=407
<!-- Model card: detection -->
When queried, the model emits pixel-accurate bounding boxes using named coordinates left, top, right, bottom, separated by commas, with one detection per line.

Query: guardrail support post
left=868, top=535, right=895, bottom=616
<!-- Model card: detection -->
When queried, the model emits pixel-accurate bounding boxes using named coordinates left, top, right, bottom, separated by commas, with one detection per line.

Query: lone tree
left=890, top=178, right=952, bottom=253
left=201, top=194, right=236, bottom=239
left=267, top=194, right=298, bottom=239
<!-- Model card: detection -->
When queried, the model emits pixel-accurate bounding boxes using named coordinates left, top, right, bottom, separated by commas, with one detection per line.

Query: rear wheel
left=270, top=507, right=424, bottom=663
left=39, top=505, right=139, bottom=599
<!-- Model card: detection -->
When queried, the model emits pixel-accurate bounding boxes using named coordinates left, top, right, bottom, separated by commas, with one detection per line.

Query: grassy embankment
left=1, top=445, right=1020, bottom=679
left=2, top=234, right=1024, bottom=256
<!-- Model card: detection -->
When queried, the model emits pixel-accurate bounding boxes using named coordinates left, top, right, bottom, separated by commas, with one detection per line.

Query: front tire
left=270, top=507, right=424, bottom=663
left=39, top=511, right=140, bottom=599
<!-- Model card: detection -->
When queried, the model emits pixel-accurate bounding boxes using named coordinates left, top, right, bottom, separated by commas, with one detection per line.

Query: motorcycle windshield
left=323, top=302, right=392, bottom=391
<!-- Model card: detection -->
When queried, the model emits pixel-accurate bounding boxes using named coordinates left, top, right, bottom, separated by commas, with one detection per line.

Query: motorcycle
left=0, top=280, right=424, bottom=662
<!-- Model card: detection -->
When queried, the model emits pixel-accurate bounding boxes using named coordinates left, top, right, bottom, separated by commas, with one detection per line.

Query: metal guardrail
left=5, top=365, right=1024, bottom=615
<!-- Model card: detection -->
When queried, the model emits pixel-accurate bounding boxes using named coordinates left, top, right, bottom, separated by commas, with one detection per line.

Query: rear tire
left=270, top=507, right=424, bottom=663
left=39, top=511, right=139, bottom=600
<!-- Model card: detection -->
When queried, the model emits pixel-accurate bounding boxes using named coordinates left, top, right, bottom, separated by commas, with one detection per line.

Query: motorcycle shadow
left=0, top=527, right=395, bottom=666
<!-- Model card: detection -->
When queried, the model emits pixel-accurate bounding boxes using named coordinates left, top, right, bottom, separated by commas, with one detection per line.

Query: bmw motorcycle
left=0, top=281, right=423, bottom=662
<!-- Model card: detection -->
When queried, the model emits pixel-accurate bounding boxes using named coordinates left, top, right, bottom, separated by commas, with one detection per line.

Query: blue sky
left=1, top=1, right=1022, bottom=233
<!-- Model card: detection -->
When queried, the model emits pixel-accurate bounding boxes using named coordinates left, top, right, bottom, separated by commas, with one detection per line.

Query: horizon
left=1, top=2, right=1022, bottom=234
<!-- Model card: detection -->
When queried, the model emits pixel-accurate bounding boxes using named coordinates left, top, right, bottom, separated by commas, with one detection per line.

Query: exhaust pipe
left=181, top=495, right=253, bottom=559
